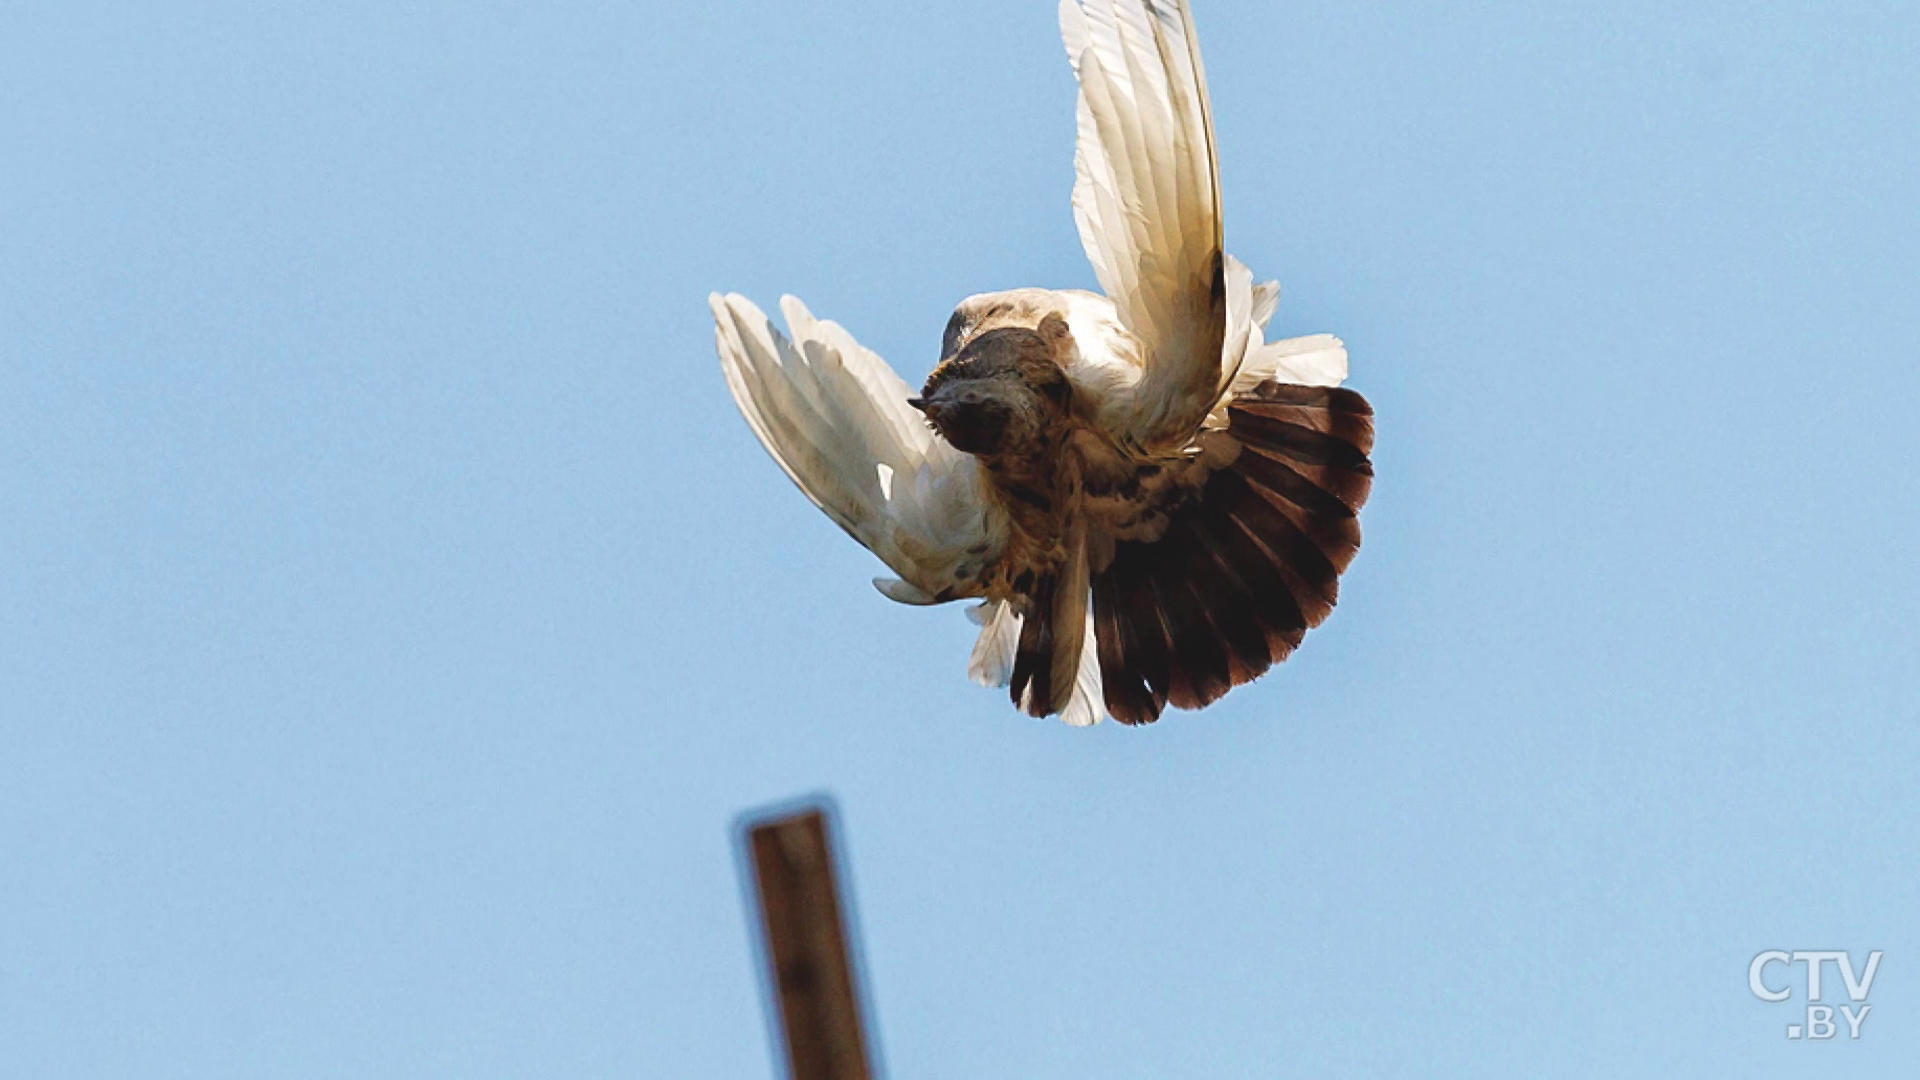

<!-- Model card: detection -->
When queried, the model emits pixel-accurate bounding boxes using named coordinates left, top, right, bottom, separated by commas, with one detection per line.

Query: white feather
left=1059, top=0, right=1227, bottom=449
left=711, top=293, right=1008, bottom=602
left=1237, top=334, right=1349, bottom=390
left=1251, top=280, right=1280, bottom=332
left=967, top=600, right=1023, bottom=688
left=874, top=577, right=938, bottom=605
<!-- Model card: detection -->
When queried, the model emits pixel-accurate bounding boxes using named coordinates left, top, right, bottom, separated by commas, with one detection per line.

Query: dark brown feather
left=1089, top=381, right=1375, bottom=723
left=1227, top=383, right=1375, bottom=510
left=1165, top=518, right=1274, bottom=686
left=1154, top=562, right=1235, bottom=710
left=1008, top=573, right=1058, bottom=716
left=1210, top=507, right=1310, bottom=657
left=1092, top=551, right=1174, bottom=725
left=1091, top=574, right=1155, bottom=723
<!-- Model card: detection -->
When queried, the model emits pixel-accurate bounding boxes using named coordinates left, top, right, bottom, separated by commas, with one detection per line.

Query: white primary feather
left=711, top=293, right=1008, bottom=602
left=1059, top=0, right=1226, bottom=449
left=1059, top=1, right=1331, bottom=443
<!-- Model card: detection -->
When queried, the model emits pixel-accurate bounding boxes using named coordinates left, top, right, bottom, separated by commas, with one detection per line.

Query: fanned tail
left=1092, top=381, right=1374, bottom=724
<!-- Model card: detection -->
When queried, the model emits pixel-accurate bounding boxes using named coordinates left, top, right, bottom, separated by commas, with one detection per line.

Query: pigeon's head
left=911, top=315, right=1074, bottom=458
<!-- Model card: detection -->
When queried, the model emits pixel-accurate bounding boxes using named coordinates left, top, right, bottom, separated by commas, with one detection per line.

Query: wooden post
left=743, top=803, right=875, bottom=1080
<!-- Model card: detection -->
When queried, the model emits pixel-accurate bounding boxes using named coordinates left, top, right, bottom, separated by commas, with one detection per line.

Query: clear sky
left=3, top=1, right=1916, bottom=1076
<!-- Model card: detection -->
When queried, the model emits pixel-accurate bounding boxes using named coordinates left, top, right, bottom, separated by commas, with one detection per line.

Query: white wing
left=1060, top=0, right=1229, bottom=450
left=711, top=293, right=1007, bottom=604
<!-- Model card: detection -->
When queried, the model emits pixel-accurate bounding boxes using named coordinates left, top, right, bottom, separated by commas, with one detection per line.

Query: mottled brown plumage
left=912, top=315, right=1091, bottom=716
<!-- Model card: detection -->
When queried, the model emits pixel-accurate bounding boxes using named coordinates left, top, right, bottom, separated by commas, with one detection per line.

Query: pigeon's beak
left=907, top=397, right=939, bottom=419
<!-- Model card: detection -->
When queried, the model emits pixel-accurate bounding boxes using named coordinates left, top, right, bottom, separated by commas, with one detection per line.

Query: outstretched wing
left=1060, top=0, right=1227, bottom=451
left=711, top=293, right=1007, bottom=604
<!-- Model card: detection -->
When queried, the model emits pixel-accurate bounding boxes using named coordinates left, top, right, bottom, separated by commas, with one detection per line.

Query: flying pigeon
left=711, top=0, right=1373, bottom=725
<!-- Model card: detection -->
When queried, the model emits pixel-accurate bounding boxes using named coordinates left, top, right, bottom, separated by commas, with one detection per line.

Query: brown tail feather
left=1008, top=523, right=1090, bottom=719
left=1008, top=575, right=1056, bottom=716
left=1092, top=383, right=1374, bottom=724
left=1155, top=562, right=1235, bottom=709
left=1228, top=383, right=1375, bottom=508
left=1092, top=559, right=1171, bottom=723
left=1175, top=518, right=1284, bottom=684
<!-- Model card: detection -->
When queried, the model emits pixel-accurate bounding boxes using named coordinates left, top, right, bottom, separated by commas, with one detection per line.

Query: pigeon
left=711, top=0, right=1373, bottom=725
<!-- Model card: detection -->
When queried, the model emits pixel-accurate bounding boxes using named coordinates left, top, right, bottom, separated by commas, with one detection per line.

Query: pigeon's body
left=711, top=0, right=1373, bottom=725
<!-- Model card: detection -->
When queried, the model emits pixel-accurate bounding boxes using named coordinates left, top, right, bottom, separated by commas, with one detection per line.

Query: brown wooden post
left=743, top=804, right=874, bottom=1080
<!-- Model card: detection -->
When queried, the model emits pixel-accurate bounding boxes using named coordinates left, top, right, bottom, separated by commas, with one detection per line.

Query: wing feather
left=711, top=293, right=1006, bottom=602
left=1060, top=0, right=1226, bottom=450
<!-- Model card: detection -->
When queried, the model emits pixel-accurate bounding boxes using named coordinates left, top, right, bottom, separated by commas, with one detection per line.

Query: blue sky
left=3, top=1, right=1916, bottom=1076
